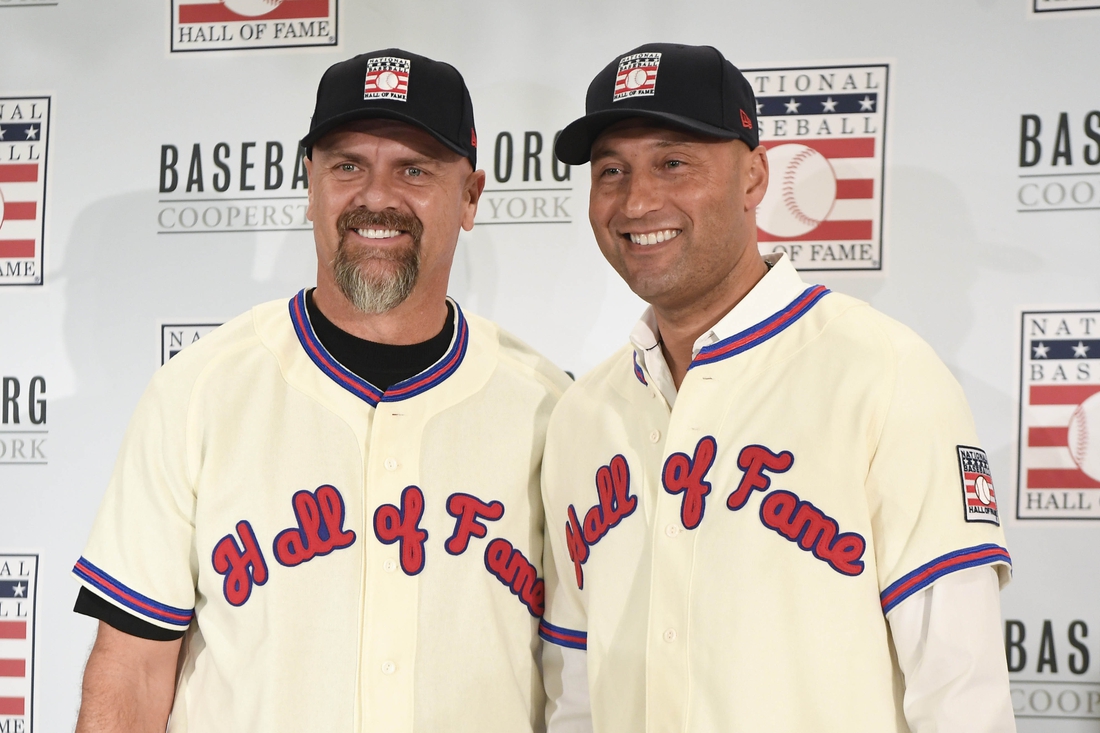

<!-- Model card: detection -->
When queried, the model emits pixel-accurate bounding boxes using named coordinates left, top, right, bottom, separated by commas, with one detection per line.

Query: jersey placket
left=359, top=397, right=424, bottom=733
left=644, top=367, right=723, bottom=732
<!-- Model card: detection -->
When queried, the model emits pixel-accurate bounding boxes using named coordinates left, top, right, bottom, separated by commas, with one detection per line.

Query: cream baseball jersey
left=539, top=258, right=1011, bottom=733
left=74, top=291, right=570, bottom=733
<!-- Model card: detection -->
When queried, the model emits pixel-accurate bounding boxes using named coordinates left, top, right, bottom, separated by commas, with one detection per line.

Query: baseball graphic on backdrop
left=223, top=0, right=283, bottom=17
left=757, top=143, right=837, bottom=238
left=0, top=187, right=6, bottom=232
left=1067, top=392, right=1100, bottom=482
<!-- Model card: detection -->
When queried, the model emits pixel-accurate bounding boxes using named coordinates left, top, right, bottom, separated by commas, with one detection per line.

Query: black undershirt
left=75, top=290, right=456, bottom=640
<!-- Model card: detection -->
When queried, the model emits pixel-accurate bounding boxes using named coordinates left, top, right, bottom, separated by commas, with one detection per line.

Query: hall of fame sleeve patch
left=958, top=446, right=999, bottom=525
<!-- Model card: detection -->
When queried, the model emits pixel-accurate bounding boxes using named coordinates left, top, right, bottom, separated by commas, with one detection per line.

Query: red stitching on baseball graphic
left=782, top=148, right=822, bottom=229
left=1071, top=404, right=1088, bottom=466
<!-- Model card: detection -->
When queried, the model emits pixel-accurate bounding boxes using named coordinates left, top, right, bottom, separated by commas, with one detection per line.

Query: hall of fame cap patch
left=958, top=445, right=999, bottom=525
left=364, top=57, right=411, bottom=102
left=614, top=52, right=661, bottom=101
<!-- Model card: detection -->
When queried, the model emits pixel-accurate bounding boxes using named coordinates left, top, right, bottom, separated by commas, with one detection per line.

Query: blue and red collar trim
left=632, top=351, right=648, bottom=385
left=289, top=289, right=469, bottom=407
left=690, top=285, right=829, bottom=370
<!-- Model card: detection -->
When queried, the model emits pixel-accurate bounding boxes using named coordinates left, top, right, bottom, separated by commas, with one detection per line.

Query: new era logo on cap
left=364, top=57, right=410, bottom=102
left=613, top=52, right=661, bottom=101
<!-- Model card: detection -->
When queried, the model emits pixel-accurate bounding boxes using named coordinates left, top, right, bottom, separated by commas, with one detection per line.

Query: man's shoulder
left=464, top=310, right=573, bottom=397
left=554, top=344, right=637, bottom=414
left=152, top=298, right=284, bottom=389
left=812, top=291, right=937, bottom=363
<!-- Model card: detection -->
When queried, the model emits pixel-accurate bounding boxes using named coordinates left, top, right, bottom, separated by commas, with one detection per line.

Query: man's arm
left=76, top=621, right=182, bottom=733
left=889, top=566, right=1016, bottom=733
left=544, top=643, right=594, bottom=733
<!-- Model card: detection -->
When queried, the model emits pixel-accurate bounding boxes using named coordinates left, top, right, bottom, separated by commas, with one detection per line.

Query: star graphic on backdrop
left=859, top=96, right=876, bottom=111
left=756, top=100, right=763, bottom=114
left=0, top=126, right=6, bottom=141
left=784, top=98, right=801, bottom=114
left=821, top=97, right=838, bottom=112
left=1032, top=342, right=1050, bottom=358
left=13, top=582, right=26, bottom=597
left=25, top=125, right=38, bottom=140
left=1073, top=341, right=1090, bottom=358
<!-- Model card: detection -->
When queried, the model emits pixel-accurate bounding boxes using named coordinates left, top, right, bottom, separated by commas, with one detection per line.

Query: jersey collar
left=628, top=254, right=829, bottom=404
left=288, top=289, right=469, bottom=407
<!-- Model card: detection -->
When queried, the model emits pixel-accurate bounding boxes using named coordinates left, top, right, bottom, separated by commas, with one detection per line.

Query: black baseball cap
left=555, top=43, right=758, bottom=165
left=301, top=48, right=477, bottom=168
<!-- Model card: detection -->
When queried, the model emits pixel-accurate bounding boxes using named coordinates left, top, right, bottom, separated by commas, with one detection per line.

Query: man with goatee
left=72, top=49, right=569, bottom=733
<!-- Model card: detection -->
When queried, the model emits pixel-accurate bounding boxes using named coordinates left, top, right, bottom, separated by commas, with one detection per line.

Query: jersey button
left=383, top=559, right=397, bottom=572
left=664, top=524, right=680, bottom=538
left=649, top=430, right=661, bottom=443
left=381, top=661, right=397, bottom=675
left=663, top=628, right=677, bottom=643
left=383, top=457, right=398, bottom=471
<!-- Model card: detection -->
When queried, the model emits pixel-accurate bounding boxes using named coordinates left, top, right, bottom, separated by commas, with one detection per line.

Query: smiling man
left=72, top=49, right=569, bottom=733
left=539, top=43, right=1015, bottom=733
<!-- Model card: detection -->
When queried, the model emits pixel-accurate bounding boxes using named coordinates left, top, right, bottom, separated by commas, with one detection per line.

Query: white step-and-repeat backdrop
left=2, top=1, right=1099, bottom=730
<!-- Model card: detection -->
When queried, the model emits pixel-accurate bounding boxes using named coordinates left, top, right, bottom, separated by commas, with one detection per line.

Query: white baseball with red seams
left=376, top=71, right=400, bottom=90
left=757, top=143, right=837, bottom=238
left=1068, top=392, right=1100, bottom=482
left=973, top=475, right=994, bottom=505
left=626, top=68, right=648, bottom=89
left=222, top=0, right=283, bottom=18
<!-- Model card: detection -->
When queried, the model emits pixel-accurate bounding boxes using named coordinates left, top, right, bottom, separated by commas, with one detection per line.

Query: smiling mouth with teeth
left=627, top=229, right=682, bottom=246
left=356, top=228, right=404, bottom=239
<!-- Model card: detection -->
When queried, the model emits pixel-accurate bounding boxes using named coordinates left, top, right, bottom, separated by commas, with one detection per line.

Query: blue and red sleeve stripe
left=539, top=620, right=588, bottom=650
left=73, top=557, right=194, bottom=629
left=880, top=543, right=1011, bottom=615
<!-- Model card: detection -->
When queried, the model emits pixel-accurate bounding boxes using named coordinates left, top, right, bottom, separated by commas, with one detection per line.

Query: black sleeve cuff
left=74, top=587, right=186, bottom=641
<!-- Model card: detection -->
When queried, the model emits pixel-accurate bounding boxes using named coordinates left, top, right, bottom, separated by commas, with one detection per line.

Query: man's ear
left=304, top=156, right=315, bottom=222
left=744, top=144, right=769, bottom=210
left=460, top=168, right=487, bottom=232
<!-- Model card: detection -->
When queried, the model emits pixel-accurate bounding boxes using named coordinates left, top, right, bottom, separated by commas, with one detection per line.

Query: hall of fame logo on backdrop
left=171, top=0, right=338, bottom=52
left=1017, top=309, right=1100, bottom=520
left=0, top=97, right=49, bottom=287
left=746, top=64, right=888, bottom=271
left=0, top=553, right=37, bottom=733
left=1032, top=0, right=1100, bottom=12
left=162, top=323, right=221, bottom=364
